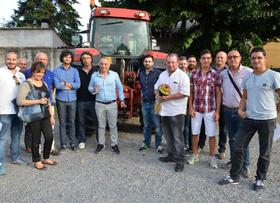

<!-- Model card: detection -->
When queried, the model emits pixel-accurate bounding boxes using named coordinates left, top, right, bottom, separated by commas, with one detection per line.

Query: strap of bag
left=227, top=70, right=242, bottom=98
left=25, top=80, right=34, bottom=90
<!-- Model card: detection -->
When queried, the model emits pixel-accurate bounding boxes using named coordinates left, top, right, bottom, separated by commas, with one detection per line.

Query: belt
left=223, top=105, right=239, bottom=111
left=96, top=100, right=116, bottom=105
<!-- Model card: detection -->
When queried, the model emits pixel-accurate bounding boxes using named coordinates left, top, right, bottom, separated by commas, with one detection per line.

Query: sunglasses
left=13, top=75, right=20, bottom=85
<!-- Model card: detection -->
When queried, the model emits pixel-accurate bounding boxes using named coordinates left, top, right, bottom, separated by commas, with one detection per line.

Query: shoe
left=156, top=146, right=164, bottom=154
left=219, top=152, right=225, bottom=160
left=42, top=159, right=57, bottom=166
left=139, top=143, right=150, bottom=151
left=175, top=162, right=184, bottom=172
left=95, top=144, right=105, bottom=154
left=25, top=147, right=32, bottom=153
left=253, top=180, right=264, bottom=191
left=218, top=176, right=239, bottom=185
left=11, top=159, right=28, bottom=165
left=50, top=149, right=60, bottom=156
left=34, top=162, right=46, bottom=171
left=78, top=142, right=86, bottom=150
left=187, top=154, right=199, bottom=165
left=111, top=145, right=120, bottom=155
left=240, top=166, right=251, bottom=178
left=159, top=156, right=175, bottom=163
left=197, top=147, right=203, bottom=154
left=209, top=156, right=218, bottom=169
left=71, top=145, right=78, bottom=152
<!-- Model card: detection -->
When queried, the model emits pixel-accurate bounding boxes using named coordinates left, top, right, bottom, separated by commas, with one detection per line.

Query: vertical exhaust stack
left=120, top=59, right=125, bottom=85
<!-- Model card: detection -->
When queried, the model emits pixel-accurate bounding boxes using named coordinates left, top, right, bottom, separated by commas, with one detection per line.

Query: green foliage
left=8, top=0, right=81, bottom=44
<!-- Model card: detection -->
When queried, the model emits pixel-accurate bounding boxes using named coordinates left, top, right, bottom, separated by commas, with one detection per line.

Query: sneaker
left=95, top=144, right=105, bottom=154
left=253, top=180, right=264, bottom=191
left=159, top=156, right=175, bottom=163
left=219, top=152, right=225, bottom=160
left=71, top=145, right=78, bottom=152
left=78, top=142, right=86, bottom=150
left=156, top=146, right=164, bottom=154
left=187, top=154, right=199, bottom=165
left=241, top=166, right=251, bottom=178
left=111, top=145, right=120, bottom=155
left=209, top=156, right=218, bottom=169
left=175, top=162, right=184, bottom=172
left=218, top=176, right=239, bottom=185
left=11, top=159, right=28, bottom=165
left=139, top=143, right=150, bottom=151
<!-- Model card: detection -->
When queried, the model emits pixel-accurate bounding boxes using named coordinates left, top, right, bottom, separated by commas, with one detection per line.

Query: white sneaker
left=78, top=142, right=85, bottom=150
left=209, top=156, right=218, bottom=169
left=187, top=154, right=199, bottom=165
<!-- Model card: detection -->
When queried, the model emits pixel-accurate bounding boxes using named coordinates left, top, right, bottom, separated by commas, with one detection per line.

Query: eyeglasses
left=13, top=75, right=20, bottom=85
left=228, top=56, right=240, bottom=60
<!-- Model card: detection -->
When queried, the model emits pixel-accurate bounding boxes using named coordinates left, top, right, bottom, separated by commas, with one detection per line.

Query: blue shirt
left=139, top=68, right=161, bottom=103
left=88, top=70, right=125, bottom=102
left=24, top=68, right=55, bottom=106
left=53, top=65, right=81, bottom=102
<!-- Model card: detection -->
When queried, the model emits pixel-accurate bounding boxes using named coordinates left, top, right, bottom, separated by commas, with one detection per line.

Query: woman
left=17, top=62, right=56, bottom=170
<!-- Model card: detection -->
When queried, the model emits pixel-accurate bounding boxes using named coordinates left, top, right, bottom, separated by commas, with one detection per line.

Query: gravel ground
left=0, top=119, right=280, bottom=203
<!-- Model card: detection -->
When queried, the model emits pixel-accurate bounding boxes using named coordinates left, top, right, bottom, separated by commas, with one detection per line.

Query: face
left=187, top=57, right=197, bottom=66
left=250, top=52, right=266, bottom=71
left=179, top=59, right=188, bottom=72
left=227, top=50, right=241, bottom=69
left=215, top=52, right=227, bottom=67
left=18, top=59, right=28, bottom=71
left=166, top=55, right=179, bottom=73
left=82, top=54, right=93, bottom=67
left=143, top=57, right=154, bottom=70
left=200, top=53, right=212, bottom=68
left=32, top=69, right=46, bottom=81
left=99, top=58, right=111, bottom=73
left=6, top=52, right=18, bottom=70
left=36, top=53, right=48, bottom=66
left=63, top=54, right=72, bottom=65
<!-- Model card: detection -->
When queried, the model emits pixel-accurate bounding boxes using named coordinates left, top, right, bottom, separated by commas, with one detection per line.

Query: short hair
left=179, top=56, right=187, bottom=61
left=250, top=47, right=266, bottom=57
left=35, top=52, right=48, bottom=61
left=100, top=56, right=112, bottom=64
left=187, top=55, right=196, bottom=60
left=167, top=53, right=179, bottom=60
left=6, top=50, right=18, bottom=57
left=60, top=50, right=74, bottom=63
left=143, top=55, right=154, bottom=61
left=30, top=62, right=46, bottom=75
left=200, top=49, right=212, bottom=58
left=80, top=51, right=93, bottom=66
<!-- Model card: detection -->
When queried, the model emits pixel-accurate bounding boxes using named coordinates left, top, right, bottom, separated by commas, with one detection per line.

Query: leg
left=107, top=102, right=118, bottom=146
left=218, top=106, right=227, bottom=153
left=141, top=102, right=153, bottom=146
left=153, top=114, right=162, bottom=148
left=41, top=117, right=54, bottom=160
left=161, top=116, right=175, bottom=157
left=204, top=111, right=217, bottom=157
left=183, top=114, right=190, bottom=146
left=10, top=115, right=23, bottom=161
left=95, top=102, right=106, bottom=145
left=24, top=124, right=32, bottom=150
left=0, top=115, right=12, bottom=171
left=56, top=100, right=67, bottom=147
left=29, top=121, right=42, bottom=163
left=76, top=101, right=87, bottom=143
left=67, top=101, right=77, bottom=147
left=191, top=112, right=203, bottom=155
left=170, top=114, right=185, bottom=162
left=91, top=101, right=99, bottom=143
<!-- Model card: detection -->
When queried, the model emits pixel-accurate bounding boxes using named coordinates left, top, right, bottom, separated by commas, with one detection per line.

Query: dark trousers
left=24, top=125, right=32, bottom=148
left=161, top=114, right=185, bottom=163
left=28, top=117, right=53, bottom=162
left=230, top=118, right=276, bottom=181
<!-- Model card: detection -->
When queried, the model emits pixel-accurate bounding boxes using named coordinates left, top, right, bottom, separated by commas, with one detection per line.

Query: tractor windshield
left=92, top=18, right=150, bottom=57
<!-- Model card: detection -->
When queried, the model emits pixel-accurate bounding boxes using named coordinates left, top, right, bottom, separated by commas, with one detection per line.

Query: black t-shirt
left=77, top=67, right=96, bottom=101
left=34, top=83, right=50, bottom=118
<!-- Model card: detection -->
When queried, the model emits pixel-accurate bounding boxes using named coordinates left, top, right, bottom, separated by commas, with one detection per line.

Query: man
left=76, top=52, right=99, bottom=150
left=0, top=51, right=26, bottom=176
left=187, top=55, right=197, bottom=67
left=138, top=55, right=163, bottom=153
left=24, top=52, right=59, bottom=155
left=18, top=58, right=28, bottom=73
left=53, top=50, right=81, bottom=151
left=155, top=53, right=189, bottom=172
left=220, top=50, right=252, bottom=177
left=213, top=51, right=228, bottom=160
left=88, top=57, right=126, bottom=154
left=188, top=49, right=222, bottom=169
left=218, top=47, right=280, bottom=191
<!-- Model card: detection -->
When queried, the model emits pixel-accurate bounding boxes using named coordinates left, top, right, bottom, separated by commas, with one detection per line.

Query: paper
left=273, top=123, right=280, bottom=142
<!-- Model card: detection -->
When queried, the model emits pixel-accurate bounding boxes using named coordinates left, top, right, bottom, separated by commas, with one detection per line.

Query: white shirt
left=0, top=66, right=26, bottom=114
left=154, top=68, right=190, bottom=116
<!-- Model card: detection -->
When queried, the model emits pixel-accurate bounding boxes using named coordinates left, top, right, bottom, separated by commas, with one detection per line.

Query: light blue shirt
left=88, top=70, right=125, bottom=102
left=53, top=65, right=81, bottom=102
left=242, top=69, right=280, bottom=120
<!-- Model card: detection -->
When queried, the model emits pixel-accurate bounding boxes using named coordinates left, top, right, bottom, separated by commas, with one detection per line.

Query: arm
left=70, top=68, right=81, bottom=90
left=214, top=86, right=222, bottom=122
left=275, top=89, right=280, bottom=114
left=88, top=75, right=99, bottom=95
left=238, top=89, right=248, bottom=119
left=115, top=73, right=126, bottom=108
left=53, top=68, right=66, bottom=90
left=188, top=85, right=196, bottom=118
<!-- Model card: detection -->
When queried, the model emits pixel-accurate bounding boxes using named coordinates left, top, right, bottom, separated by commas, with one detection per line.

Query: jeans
left=0, top=114, right=23, bottom=170
left=142, top=102, right=162, bottom=148
left=161, top=114, right=185, bottom=163
left=183, top=114, right=190, bottom=146
left=56, top=100, right=77, bottom=147
left=230, top=118, right=275, bottom=181
left=95, top=102, right=118, bottom=146
left=218, top=106, right=227, bottom=153
left=224, top=108, right=250, bottom=167
left=76, top=101, right=99, bottom=143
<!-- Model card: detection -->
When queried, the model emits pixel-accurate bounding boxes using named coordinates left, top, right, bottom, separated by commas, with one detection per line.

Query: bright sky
left=0, top=0, right=90, bottom=30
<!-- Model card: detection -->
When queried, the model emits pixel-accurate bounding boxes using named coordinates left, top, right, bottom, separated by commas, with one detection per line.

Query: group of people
left=0, top=47, right=279, bottom=192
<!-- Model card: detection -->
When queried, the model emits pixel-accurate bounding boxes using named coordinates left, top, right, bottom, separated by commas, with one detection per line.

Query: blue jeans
left=76, top=101, right=98, bottom=143
left=183, top=114, right=190, bottom=146
left=142, top=102, right=162, bottom=148
left=56, top=100, right=77, bottom=147
left=224, top=107, right=250, bottom=167
left=0, top=114, right=23, bottom=170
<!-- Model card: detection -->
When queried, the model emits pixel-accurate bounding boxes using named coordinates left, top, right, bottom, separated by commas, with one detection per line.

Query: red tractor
left=72, top=6, right=167, bottom=120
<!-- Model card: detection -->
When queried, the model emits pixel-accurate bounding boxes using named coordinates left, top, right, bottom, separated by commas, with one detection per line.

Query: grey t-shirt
left=242, top=69, right=280, bottom=120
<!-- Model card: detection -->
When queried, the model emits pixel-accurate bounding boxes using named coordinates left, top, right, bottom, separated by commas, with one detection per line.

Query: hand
left=93, top=85, right=99, bottom=94
left=65, top=83, right=72, bottom=89
left=238, top=110, right=247, bottom=119
left=50, top=116, right=55, bottom=126
left=159, top=95, right=169, bottom=102
left=214, top=111, right=220, bottom=122
left=120, top=101, right=127, bottom=108
left=188, top=108, right=196, bottom=118
left=39, top=98, right=48, bottom=105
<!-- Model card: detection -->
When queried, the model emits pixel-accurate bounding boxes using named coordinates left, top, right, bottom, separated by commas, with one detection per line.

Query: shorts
left=191, top=111, right=218, bottom=137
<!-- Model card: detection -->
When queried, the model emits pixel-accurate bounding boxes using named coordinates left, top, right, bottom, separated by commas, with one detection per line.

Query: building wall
left=264, top=42, right=280, bottom=68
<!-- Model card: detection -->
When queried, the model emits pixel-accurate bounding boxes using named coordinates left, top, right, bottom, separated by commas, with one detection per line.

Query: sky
left=0, top=0, right=90, bottom=30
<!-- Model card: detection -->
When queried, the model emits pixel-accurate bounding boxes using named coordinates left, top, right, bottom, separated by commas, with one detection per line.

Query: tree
left=8, top=0, right=81, bottom=44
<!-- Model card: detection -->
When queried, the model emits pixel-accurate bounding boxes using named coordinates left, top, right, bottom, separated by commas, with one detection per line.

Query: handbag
left=17, top=81, right=45, bottom=123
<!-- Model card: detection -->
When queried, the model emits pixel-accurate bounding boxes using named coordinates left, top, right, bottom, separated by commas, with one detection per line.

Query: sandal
left=34, top=162, right=46, bottom=170
left=42, top=159, right=57, bottom=166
